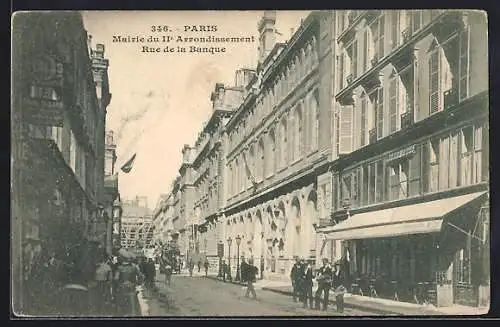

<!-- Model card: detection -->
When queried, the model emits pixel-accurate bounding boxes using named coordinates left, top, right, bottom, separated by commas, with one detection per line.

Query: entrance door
left=453, top=238, right=479, bottom=307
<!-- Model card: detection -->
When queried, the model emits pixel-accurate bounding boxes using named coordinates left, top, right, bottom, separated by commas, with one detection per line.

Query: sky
left=82, top=10, right=310, bottom=209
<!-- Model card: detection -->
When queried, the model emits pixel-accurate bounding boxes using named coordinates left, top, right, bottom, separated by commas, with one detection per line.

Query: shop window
left=341, top=174, right=352, bottom=207
left=368, top=162, right=376, bottom=204
left=439, top=135, right=450, bottom=190
left=388, top=160, right=409, bottom=201
left=362, top=165, right=369, bottom=206
left=376, top=161, right=384, bottom=202
left=408, top=145, right=422, bottom=197
left=460, top=126, right=473, bottom=186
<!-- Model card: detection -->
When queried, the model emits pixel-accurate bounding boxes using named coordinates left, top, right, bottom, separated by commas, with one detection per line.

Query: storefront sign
left=386, top=144, right=416, bottom=163
left=24, top=54, right=65, bottom=126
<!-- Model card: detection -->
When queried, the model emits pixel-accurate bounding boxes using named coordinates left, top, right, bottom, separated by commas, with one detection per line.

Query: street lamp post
left=235, top=235, right=242, bottom=282
left=227, top=237, right=232, bottom=281
left=217, top=240, right=224, bottom=277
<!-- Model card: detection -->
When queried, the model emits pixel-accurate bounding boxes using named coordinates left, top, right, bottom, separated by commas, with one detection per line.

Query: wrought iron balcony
left=401, top=110, right=414, bottom=130
left=369, top=128, right=377, bottom=144
left=444, top=88, right=458, bottom=110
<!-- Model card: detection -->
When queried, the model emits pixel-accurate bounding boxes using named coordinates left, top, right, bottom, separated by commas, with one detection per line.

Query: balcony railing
left=401, top=110, right=414, bottom=130
left=369, top=128, right=377, bottom=144
left=444, top=88, right=459, bottom=110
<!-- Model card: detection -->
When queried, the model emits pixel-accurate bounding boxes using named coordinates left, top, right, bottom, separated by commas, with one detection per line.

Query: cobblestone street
left=139, top=273, right=377, bottom=317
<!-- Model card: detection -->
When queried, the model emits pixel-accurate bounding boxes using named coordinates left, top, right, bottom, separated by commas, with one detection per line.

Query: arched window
left=229, top=162, right=233, bottom=196
left=311, top=90, right=319, bottom=151
left=280, top=117, right=288, bottom=168
left=269, top=128, right=276, bottom=175
left=295, top=104, right=303, bottom=159
left=259, top=138, right=265, bottom=181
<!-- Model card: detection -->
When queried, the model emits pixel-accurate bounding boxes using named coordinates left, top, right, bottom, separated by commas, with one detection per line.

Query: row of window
left=337, top=10, right=444, bottom=89
left=335, top=123, right=488, bottom=211
left=228, top=90, right=320, bottom=198
left=336, top=29, right=471, bottom=155
left=229, top=37, right=319, bottom=153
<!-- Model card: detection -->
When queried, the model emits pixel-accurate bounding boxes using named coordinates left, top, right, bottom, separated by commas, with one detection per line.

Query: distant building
left=120, top=196, right=154, bottom=250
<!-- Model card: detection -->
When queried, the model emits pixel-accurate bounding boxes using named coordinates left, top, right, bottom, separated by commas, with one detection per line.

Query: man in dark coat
left=244, top=259, right=258, bottom=300
left=240, top=258, right=248, bottom=283
left=300, top=259, right=314, bottom=309
left=290, top=257, right=302, bottom=302
left=315, top=258, right=333, bottom=311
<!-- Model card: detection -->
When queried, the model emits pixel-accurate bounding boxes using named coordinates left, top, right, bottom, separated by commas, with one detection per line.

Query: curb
left=260, top=286, right=399, bottom=315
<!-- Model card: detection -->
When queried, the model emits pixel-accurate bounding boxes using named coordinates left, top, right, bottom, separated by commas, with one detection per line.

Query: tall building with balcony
left=11, top=12, right=111, bottom=314
left=319, top=10, right=489, bottom=308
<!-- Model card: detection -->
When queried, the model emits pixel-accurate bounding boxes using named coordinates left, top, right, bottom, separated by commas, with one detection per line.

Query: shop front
left=320, top=191, right=489, bottom=308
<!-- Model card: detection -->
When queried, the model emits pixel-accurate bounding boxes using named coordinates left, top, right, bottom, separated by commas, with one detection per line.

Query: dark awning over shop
left=320, top=191, right=487, bottom=240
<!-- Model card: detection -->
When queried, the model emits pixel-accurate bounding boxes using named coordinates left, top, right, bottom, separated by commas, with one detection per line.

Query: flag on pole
left=242, top=152, right=257, bottom=186
left=120, top=153, right=137, bottom=173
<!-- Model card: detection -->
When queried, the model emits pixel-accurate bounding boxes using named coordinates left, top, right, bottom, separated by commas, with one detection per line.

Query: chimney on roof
left=257, top=10, right=277, bottom=66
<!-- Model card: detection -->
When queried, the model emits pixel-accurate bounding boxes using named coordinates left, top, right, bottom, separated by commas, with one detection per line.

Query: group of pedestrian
left=290, top=257, right=346, bottom=313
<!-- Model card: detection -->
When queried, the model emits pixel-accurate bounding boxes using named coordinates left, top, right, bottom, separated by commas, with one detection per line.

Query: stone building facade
left=11, top=12, right=111, bottom=313
left=319, top=10, right=489, bottom=308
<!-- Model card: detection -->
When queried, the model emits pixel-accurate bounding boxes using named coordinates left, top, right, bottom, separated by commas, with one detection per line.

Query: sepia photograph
left=11, top=9, right=490, bottom=317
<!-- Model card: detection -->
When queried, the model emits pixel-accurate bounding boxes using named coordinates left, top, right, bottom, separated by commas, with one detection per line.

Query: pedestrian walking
left=290, top=257, right=302, bottom=302
left=93, top=254, right=113, bottom=314
left=146, top=258, right=156, bottom=289
left=244, top=259, right=258, bottom=300
left=188, top=259, right=194, bottom=277
left=240, top=258, right=248, bottom=283
left=197, top=260, right=202, bottom=273
left=204, top=260, right=209, bottom=276
left=114, top=256, right=142, bottom=316
left=314, top=258, right=333, bottom=311
left=300, top=259, right=314, bottom=309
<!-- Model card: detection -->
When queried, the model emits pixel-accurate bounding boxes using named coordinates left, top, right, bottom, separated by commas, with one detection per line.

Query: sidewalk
left=205, top=275, right=488, bottom=316
left=260, top=284, right=489, bottom=316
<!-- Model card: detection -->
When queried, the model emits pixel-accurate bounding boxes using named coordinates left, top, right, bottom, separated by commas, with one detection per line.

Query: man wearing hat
left=289, top=256, right=302, bottom=302
left=300, top=258, right=314, bottom=309
left=315, top=258, right=333, bottom=311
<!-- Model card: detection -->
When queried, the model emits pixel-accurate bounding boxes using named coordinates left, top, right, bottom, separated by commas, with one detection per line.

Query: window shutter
left=339, top=105, right=354, bottom=154
left=449, top=132, right=459, bottom=188
left=408, top=145, right=421, bottom=196
left=360, top=96, right=367, bottom=146
left=474, top=124, right=482, bottom=184
left=339, top=53, right=345, bottom=90
left=459, top=27, right=470, bottom=101
left=389, top=76, right=399, bottom=133
left=352, top=39, right=358, bottom=78
left=364, top=29, right=369, bottom=72
left=439, top=136, right=450, bottom=190
left=376, top=88, right=384, bottom=139
left=391, top=11, right=399, bottom=50
left=379, top=14, right=385, bottom=58
left=429, top=49, right=441, bottom=114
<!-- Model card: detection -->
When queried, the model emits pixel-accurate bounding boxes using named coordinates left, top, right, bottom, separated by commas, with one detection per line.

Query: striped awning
left=320, top=192, right=487, bottom=240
